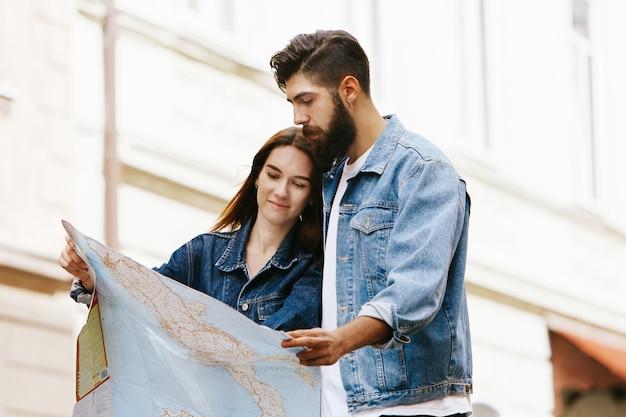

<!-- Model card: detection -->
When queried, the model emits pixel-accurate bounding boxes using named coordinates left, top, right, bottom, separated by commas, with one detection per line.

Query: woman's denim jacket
left=324, top=115, right=472, bottom=411
left=71, top=218, right=322, bottom=331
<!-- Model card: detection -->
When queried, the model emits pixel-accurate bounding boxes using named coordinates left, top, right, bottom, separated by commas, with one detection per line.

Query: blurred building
left=1, top=1, right=625, bottom=416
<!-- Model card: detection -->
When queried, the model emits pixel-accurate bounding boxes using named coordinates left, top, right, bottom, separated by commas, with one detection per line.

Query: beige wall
left=0, top=276, right=80, bottom=416
left=0, top=1, right=79, bottom=415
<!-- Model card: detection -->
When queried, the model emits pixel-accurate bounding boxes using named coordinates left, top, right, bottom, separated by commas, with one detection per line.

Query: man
left=272, top=30, right=473, bottom=417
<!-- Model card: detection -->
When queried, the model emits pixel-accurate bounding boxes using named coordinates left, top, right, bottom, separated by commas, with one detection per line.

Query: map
left=63, top=220, right=320, bottom=417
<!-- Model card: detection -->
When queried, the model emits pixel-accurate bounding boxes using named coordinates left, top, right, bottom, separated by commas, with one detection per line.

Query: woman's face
left=255, top=145, right=314, bottom=230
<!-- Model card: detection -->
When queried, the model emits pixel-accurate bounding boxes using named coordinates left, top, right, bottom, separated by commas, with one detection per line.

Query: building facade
left=1, top=1, right=625, bottom=416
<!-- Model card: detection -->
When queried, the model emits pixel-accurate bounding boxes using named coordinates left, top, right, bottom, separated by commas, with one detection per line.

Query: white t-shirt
left=321, top=151, right=471, bottom=417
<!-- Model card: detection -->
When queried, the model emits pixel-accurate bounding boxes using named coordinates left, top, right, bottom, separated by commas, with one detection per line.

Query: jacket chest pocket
left=257, top=297, right=285, bottom=321
left=349, top=207, right=396, bottom=282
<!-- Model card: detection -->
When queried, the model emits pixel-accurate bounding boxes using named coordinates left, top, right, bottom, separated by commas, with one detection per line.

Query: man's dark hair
left=270, top=30, right=371, bottom=96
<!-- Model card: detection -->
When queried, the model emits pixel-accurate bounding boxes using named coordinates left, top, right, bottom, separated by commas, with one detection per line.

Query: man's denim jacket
left=324, top=115, right=472, bottom=411
left=71, top=218, right=322, bottom=331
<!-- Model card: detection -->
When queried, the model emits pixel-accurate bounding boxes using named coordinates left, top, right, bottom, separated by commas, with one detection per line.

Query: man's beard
left=304, top=95, right=356, bottom=172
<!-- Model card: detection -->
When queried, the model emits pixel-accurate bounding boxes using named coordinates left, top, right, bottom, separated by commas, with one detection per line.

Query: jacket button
left=241, top=303, right=249, bottom=312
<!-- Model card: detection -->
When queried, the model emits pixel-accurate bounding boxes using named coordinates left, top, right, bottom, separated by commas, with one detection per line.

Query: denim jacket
left=324, top=115, right=472, bottom=411
left=71, top=218, right=322, bottom=331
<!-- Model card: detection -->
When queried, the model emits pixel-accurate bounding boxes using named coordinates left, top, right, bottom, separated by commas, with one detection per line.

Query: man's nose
left=293, top=107, right=309, bottom=125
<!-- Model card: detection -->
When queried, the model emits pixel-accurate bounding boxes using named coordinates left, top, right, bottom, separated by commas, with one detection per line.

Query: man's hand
left=281, top=316, right=392, bottom=366
left=281, top=328, right=344, bottom=366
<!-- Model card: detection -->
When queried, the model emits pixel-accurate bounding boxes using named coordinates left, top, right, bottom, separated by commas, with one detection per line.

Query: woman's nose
left=274, top=180, right=289, bottom=198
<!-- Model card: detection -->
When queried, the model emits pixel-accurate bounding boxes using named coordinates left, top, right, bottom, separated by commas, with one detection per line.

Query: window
left=571, top=0, right=597, bottom=203
left=182, top=0, right=236, bottom=36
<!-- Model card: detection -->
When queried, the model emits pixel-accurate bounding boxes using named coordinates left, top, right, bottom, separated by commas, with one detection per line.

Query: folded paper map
left=63, top=220, right=320, bottom=417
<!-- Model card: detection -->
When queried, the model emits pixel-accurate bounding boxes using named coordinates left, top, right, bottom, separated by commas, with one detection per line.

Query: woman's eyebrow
left=266, top=164, right=312, bottom=183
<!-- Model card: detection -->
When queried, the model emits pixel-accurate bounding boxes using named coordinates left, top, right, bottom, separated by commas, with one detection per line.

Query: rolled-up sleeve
left=360, top=159, right=467, bottom=348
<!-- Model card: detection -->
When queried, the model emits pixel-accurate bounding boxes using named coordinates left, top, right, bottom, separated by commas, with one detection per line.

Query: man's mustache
left=303, top=125, right=324, bottom=138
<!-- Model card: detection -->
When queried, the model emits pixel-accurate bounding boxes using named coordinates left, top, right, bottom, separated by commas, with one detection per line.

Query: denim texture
left=154, top=217, right=322, bottom=331
left=323, top=115, right=472, bottom=411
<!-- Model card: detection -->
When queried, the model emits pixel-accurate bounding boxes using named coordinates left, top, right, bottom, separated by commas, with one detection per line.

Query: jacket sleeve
left=153, top=240, right=195, bottom=286
left=359, top=159, right=469, bottom=347
left=69, top=279, right=93, bottom=306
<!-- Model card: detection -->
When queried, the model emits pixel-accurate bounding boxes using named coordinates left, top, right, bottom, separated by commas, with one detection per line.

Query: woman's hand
left=58, top=235, right=94, bottom=291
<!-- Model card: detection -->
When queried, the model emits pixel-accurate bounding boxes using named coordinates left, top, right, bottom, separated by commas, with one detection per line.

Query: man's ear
left=340, top=75, right=359, bottom=107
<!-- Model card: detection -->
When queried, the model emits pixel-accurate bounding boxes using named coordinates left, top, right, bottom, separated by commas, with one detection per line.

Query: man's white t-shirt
left=321, top=150, right=471, bottom=417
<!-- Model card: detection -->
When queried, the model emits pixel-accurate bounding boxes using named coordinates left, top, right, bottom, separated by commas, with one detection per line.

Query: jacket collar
left=325, top=114, right=405, bottom=179
left=217, top=216, right=301, bottom=272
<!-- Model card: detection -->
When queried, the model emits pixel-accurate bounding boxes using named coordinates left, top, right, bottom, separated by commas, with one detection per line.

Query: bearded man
left=271, top=29, right=474, bottom=417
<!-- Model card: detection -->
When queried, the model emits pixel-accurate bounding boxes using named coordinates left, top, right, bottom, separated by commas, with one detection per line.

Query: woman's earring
left=299, top=214, right=303, bottom=222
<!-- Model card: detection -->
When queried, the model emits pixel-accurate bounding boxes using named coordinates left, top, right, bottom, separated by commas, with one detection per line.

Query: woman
left=59, top=126, right=323, bottom=331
